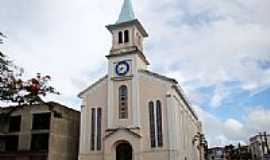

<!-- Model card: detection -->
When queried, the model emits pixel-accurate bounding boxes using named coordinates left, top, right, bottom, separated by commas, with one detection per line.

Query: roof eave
left=106, top=48, right=150, bottom=65
left=106, top=19, right=148, bottom=37
left=171, top=85, right=198, bottom=120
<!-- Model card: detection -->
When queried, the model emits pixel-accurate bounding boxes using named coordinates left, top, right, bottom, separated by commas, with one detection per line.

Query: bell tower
left=106, top=0, right=148, bottom=55
left=106, top=0, right=149, bottom=129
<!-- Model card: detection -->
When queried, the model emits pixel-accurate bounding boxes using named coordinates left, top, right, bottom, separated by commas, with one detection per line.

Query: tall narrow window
left=149, top=100, right=163, bottom=148
left=156, top=100, right=163, bottom=147
left=90, top=108, right=96, bottom=151
left=119, top=85, right=128, bottom=119
left=118, top=31, right=123, bottom=44
left=90, top=107, right=102, bottom=151
left=124, top=30, right=129, bottom=43
left=149, top=101, right=156, bottom=148
left=96, top=108, right=102, bottom=150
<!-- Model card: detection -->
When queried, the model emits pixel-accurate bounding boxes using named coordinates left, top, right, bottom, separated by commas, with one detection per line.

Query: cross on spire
left=116, top=0, right=136, bottom=24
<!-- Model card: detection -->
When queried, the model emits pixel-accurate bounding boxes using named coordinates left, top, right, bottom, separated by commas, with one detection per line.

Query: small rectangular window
left=32, top=113, right=51, bottom=130
left=9, top=116, right=21, bottom=132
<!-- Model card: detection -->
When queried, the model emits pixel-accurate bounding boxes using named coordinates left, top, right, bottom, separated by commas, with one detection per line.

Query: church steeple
left=116, top=0, right=136, bottom=24
left=106, top=0, right=148, bottom=56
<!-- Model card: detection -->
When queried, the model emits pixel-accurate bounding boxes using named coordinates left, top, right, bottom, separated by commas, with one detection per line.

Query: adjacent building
left=78, top=0, right=204, bottom=160
left=207, top=145, right=252, bottom=160
left=250, top=133, right=270, bottom=160
left=0, top=102, right=80, bottom=160
left=207, top=147, right=225, bottom=160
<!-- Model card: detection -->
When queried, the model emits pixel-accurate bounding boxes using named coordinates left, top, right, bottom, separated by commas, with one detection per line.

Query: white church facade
left=78, top=0, right=204, bottom=160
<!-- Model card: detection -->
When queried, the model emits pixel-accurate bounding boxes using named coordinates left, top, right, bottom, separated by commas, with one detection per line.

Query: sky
left=0, top=0, right=270, bottom=147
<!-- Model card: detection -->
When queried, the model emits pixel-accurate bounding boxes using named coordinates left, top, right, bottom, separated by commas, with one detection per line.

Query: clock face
left=115, top=61, right=130, bottom=76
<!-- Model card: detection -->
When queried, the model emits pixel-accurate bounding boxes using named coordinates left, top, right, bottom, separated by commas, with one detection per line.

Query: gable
left=78, top=75, right=108, bottom=98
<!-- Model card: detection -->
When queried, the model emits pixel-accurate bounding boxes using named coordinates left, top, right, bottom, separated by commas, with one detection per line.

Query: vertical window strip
left=149, top=101, right=156, bottom=148
left=90, top=108, right=96, bottom=151
left=156, top=100, right=163, bottom=147
left=96, top=108, right=102, bottom=150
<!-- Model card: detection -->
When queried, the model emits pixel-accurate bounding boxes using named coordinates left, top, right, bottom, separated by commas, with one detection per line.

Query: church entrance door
left=116, top=142, right=132, bottom=160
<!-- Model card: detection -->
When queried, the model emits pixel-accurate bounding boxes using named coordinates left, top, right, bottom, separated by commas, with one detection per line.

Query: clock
left=115, top=61, right=130, bottom=76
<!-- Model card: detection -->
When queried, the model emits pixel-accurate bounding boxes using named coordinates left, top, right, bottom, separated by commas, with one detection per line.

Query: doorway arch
left=116, top=142, right=133, bottom=160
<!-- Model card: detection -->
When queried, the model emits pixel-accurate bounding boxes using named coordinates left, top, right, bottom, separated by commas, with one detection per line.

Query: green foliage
left=0, top=32, right=59, bottom=106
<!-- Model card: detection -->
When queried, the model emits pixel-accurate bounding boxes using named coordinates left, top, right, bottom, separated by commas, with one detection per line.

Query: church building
left=78, top=0, right=204, bottom=160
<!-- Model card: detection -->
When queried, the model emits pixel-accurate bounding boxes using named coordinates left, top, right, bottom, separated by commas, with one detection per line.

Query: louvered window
left=119, top=85, right=128, bottom=119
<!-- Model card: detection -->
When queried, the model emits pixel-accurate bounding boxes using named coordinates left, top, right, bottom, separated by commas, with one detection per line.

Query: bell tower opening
left=118, top=31, right=123, bottom=44
left=116, top=142, right=133, bottom=160
left=124, top=30, right=129, bottom=43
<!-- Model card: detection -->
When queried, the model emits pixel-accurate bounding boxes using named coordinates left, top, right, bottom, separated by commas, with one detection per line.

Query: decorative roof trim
left=172, top=85, right=198, bottom=120
left=105, top=127, right=141, bottom=139
left=138, top=69, right=178, bottom=84
left=106, top=19, right=148, bottom=37
left=106, top=47, right=150, bottom=65
left=78, top=75, right=108, bottom=98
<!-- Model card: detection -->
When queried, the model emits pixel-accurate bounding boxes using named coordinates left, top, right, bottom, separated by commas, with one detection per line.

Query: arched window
left=149, top=101, right=156, bottom=148
left=124, top=30, right=129, bottom=43
left=90, top=108, right=102, bottom=151
left=156, top=100, right=163, bottom=147
left=119, top=85, right=128, bottom=119
left=148, top=100, right=163, bottom=148
left=118, top=31, right=123, bottom=44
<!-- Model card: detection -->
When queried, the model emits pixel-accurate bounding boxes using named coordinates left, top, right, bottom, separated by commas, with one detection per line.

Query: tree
left=193, top=132, right=208, bottom=160
left=0, top=32, right=59, bottom=106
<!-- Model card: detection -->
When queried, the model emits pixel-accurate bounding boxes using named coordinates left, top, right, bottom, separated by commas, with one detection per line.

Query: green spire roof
left=116, top=0, right=136, bottom=24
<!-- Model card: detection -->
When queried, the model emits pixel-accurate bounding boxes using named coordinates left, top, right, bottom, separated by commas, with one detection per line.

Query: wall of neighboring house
left=0, top=103, right=80, bottom=160
left=48, top=104, right=80, bottom=160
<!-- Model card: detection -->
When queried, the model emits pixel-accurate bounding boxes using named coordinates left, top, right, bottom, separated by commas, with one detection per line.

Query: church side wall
left=170, top=89, right=201, bottom=160
left=79, top=79, right=108, bottom=160
left=139, top=73, right=171, bottom=159
left=138, top=73, right=201, bottom=160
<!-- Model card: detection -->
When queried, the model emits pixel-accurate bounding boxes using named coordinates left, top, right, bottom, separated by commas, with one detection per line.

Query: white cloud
left=245, top=106, right=270, bottom=133
left=194, top=105, right=270, bottom=147
left=210, top=85, right=229, bottom=108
